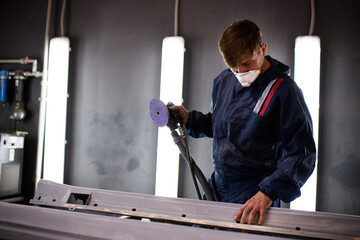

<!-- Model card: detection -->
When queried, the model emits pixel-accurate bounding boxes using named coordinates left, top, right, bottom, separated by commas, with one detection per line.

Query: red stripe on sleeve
left=258, top=78, right=284, bottom=116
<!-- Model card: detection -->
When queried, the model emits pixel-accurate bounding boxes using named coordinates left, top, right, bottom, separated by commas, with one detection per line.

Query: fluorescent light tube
left=292, top=35, right=321, bottom=211
left=155, top=36, right=185, bottom=197
left=43, top=37, right=70, bottom=183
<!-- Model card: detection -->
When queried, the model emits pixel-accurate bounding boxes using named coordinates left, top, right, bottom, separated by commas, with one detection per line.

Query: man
left=171, top=19, right=316, bottom=225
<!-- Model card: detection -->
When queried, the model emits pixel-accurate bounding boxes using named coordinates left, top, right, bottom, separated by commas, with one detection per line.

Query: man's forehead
left=239, top=52, right=256, bottom=64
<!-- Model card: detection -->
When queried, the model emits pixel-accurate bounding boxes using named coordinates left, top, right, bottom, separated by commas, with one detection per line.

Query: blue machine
left=0, top=70, right=9, bottom=105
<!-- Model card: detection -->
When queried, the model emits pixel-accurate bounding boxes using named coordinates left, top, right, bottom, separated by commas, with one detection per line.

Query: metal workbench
left=1, top=180, right=359, bottom=239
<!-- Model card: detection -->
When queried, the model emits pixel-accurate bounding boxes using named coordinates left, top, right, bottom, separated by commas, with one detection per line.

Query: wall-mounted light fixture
left=291, top=0, right=321, bottom=211
left=154, top=0, right=185, bottom=198
left=292, top=35, right=321, bottom=211
left=43, top=37, right=70, bottom=183
left=155, top=36, right=185, bottom=198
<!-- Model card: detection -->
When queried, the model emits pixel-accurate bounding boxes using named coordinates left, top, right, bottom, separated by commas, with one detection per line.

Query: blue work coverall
left=186, top=55, right=316, bottom=205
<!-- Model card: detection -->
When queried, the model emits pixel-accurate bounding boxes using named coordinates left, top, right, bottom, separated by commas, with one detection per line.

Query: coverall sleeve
left=185, top=110, right=213, bottom=138
left=258, top=81, right=316, bottom=203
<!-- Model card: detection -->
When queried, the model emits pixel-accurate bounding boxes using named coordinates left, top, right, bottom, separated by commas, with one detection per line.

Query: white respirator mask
left=233, top=69, right=261, bottom=87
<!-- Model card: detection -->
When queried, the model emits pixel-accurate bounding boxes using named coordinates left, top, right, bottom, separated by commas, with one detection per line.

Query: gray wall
left=0, top=0, right=359, bottom=216
left=315, top=1, right=360, bottom=215
left=63, top=0, right=173, bottom=193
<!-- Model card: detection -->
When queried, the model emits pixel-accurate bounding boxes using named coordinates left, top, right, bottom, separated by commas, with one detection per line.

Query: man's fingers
left=257, top=212, right=265, bottom=225
left=247, top=209, right=257, bottom=225
left=234, top=207, right=244, bottom=221
left=240, top=207, right=250, bottom=224
left=247, top=212, right=253, bottom=225
left=257, top=209, right=266, bottom=225
left=233, top=192, right=272, bottom=225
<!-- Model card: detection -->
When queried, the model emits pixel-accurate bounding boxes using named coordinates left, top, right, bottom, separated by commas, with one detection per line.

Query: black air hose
left=170, top=129, right=214, bottom=201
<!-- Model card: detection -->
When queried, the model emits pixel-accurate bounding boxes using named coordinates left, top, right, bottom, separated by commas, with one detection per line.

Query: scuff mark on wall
left=331, top=154, right=360, bottom=189
left=84, top=110, right=142, bottom=178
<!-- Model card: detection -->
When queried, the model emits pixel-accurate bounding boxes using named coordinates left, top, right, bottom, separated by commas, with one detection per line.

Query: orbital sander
left=149, top=99, right=213, bottom=201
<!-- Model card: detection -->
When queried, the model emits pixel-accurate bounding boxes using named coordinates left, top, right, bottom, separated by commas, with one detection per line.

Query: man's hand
left=234, top=191, right=272, bottom=225
left=168, top=105, right=189, bottom=125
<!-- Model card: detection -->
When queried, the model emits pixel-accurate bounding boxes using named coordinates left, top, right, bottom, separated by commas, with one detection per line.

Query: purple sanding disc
left=149, top=99, right=169, bottom=127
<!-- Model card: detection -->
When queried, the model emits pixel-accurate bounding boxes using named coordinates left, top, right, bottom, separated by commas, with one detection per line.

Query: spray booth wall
left=0, top=0, right=359, bottom=216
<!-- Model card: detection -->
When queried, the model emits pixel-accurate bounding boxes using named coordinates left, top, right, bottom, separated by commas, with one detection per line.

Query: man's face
left=231, top=43, right=267, bottom=73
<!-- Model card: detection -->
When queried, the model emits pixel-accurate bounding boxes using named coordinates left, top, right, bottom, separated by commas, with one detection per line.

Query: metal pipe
left=309, top=0, right=315, bottom=35
left=35, top=0, right=52, bottom=190
left=174, top=0, right=179, bottom=36
left=0, top=58, right=37, bottom=69
left=0, top=59, right=26, bottom=64
left=0, top=58, right=42, bottom=77
left=60, top=0, right=67, bottom=36
left=25, top=58, right=38, bottom=74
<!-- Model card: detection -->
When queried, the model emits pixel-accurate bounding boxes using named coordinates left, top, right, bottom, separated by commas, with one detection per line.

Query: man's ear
left=261, top=43, right=267, bottom=56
